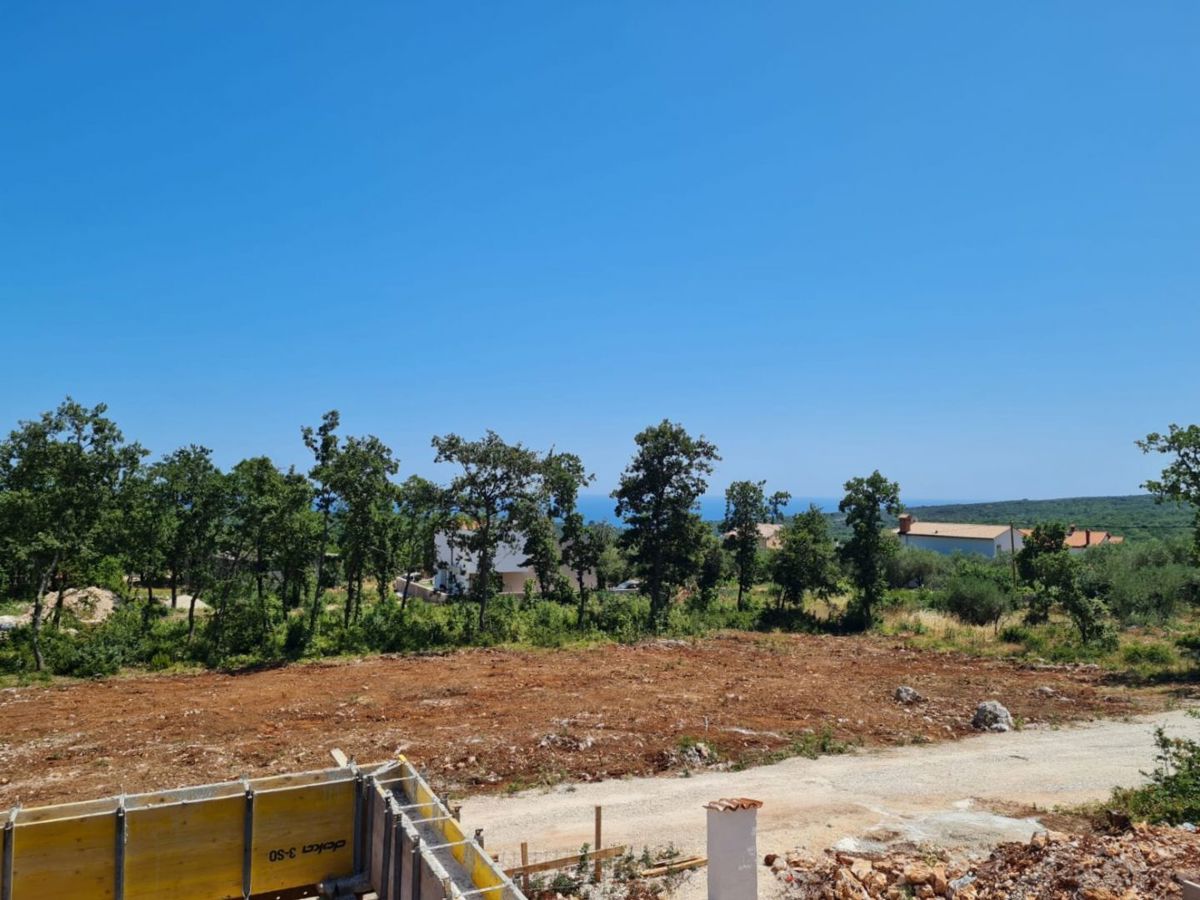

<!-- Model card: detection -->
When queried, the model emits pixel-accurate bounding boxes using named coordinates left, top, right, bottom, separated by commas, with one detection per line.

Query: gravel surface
left=464, top=710, right=1200, bottom=898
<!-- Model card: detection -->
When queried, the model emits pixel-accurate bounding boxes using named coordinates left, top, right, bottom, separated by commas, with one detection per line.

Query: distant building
left=1019, top=525, right=1125, bottom=553
left=721, top=523, right=783, bottom=551
left=896, top=515, right=1023, bottom=559
left=433, top=529, right=597, bottom=595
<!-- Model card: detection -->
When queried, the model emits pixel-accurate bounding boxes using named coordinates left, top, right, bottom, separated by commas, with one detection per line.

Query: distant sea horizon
left=575, top=494, right=972, bottom=525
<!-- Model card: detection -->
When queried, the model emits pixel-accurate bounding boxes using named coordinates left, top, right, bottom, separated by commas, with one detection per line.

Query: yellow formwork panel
left=407, top=765, right=504, bottom=900
left=249, top=779, right=355, bottom=895
left=11, top=811, right=116, bottom=898
left=124, top=797, right=244, bottom=900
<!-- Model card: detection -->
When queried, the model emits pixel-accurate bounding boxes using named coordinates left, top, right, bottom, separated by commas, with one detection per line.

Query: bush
left=594, top=593, right=652, bottom=643
left=1110, top=727, right=1200, bottom=824
left=942, top=576, right=1012, bottom=629
left=998, top=624, right=1048, bottom=654
left=887, top=548, right=949, bottom=589
left=1121, top=642, right=1177, bottom=667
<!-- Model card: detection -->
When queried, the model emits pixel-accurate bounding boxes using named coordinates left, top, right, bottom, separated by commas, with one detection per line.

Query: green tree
left=274, top=467, right=320, bottom=611
left=588, top=522, right=625, bottom=590
left=1016, top=522, right=1067, bottom=583
left=1139, top=424, right=1200, bottom=556
left=722, top=480, right=768, bottom=610
left=432, top=431, right=542, bottom=629
left=1031, top=550, right=1113, bottom=646
left=153, top=446, right=227, bottom=639
left=767, top=490, right=792, bottom=524
left=394, top=475, right=443, bottom=605
left=612, top=421, right=720, bottom=626
left=0, top=398, right=144, bottom=669
left=301, top=411, right=341, bottom=635
left=1016, top=522, right=1067, bottom=621
left=695, top=528, right=726, bottom=610
left=119, top=469, right=170, bottom=606
left=329, top=434, right=401, bottom=624
left=772, top=504, right=839, bottom=608
left=838, top=470, right=902, bottom=628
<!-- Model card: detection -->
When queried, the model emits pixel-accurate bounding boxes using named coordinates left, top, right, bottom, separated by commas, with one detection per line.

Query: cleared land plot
left=0, top=632, right=1154, bottom=809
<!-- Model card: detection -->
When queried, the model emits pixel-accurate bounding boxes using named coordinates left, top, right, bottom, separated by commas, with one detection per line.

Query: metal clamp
left=242, top=781, right=255, bottom=900
left=114, top=797, right=127, bottom=900
left=2, top=806, right=18, bottom=900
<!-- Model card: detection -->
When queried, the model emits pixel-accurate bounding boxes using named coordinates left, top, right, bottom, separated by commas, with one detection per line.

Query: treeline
left=891, top=494, right=1195, bottom=543
left=2, top=399, right=1200, bottom=679
left=0, top=400, right=913, bottom=675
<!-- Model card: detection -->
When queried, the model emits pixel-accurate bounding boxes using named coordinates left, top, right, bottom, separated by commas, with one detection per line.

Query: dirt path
left=0, top=632, right=1151, bottom=810
left=465, top=710, right=1200, bottom=897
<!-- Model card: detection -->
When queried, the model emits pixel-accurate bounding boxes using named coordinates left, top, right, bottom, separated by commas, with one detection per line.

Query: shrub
left=1121, top=642, right=1177, bottom=667
left=942, top=576, right=1012, bottom=629
left=1110, top=727, right=1200, bottom=824
left=886, top=548, right=949, bottom=589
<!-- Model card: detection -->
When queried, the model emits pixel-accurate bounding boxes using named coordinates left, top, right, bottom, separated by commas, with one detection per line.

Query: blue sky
left=2, top=3, right=1198, bottom=503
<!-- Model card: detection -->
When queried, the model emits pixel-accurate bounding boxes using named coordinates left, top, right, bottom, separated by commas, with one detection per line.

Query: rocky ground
left=0, top=631, right=1151, bottom=808
left=770, top=825, right=1200, bottom=899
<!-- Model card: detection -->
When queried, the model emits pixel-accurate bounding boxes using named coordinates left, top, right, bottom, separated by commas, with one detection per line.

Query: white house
left=433, top=530, right=598, bottom=595
left=895, top=515, right=1023, bottom=559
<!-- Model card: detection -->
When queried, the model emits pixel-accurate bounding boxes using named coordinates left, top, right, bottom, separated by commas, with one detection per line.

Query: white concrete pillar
left=704, top=798, right=761, bottom=900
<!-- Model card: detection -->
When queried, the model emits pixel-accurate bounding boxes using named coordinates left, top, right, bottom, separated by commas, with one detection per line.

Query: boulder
left=971, top=700, right=1014, bottom=732
left=894, top=685, right=924, bottom=705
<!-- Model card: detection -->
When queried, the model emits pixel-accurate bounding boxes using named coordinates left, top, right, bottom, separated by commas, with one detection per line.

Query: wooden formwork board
left=0, top=759, right=523, bottom=900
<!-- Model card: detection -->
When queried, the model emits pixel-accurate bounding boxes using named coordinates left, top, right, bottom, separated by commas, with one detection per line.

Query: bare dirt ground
left=0, top=631, right=1156, bottom=810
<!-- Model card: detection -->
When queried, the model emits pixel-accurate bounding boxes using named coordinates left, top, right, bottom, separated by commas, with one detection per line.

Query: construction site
left=4, top=632, right=1194, bottom=898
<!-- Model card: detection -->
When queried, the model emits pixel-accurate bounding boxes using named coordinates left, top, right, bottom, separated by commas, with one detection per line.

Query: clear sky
left=2, top=3, right=1197, bottom=503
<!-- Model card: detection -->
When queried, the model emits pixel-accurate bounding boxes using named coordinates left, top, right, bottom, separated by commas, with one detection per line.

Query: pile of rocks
left=767, top=850, right=956, bottom=899
left=769, top=824, right=1200, bottom=898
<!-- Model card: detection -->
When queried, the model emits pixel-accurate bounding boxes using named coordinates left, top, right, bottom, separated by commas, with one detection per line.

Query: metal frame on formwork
left=0, top=757, right=525, bottom=900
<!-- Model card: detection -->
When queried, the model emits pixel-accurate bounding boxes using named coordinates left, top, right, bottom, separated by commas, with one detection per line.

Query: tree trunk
left=737, top=581, right=745, bottom=612
left=261, top=591, right=272, bottom=643
left=576, top=569, right=588, bottom=628
left=50, top=571, right=68, bottom=628
left=187, top=591, right=200, bottom=641
left=401, top=573, right=412, bottom=607
left=344, top=574, right=355, bottom=628
left=30, top=553, right=59, bottom=672
left=255, top=547, right=264, bottom=607
left=170, top=570, right=178, bottom=609
left=309, top=512, right=330, bottom=636
left=146, top=580, right=154, bottom=604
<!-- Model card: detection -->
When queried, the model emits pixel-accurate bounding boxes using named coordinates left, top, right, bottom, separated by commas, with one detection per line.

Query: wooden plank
left=640, top=856, right=707, bottom=878
left=249, top=780, right=356, bottom=895
left=593, top=807, right=602, bottom=882
left=124, top=795, right=244, bottom=900
left=11, top=811, right=116, bottom=898
left=504, top=845, right=626, bottom=878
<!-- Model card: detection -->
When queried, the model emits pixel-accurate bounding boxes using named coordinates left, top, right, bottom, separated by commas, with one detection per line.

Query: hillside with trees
left=898, top=495, right=1193, bottom=542
left=2, top=398, right=1200, bottom=687
left=820, top=494, right=1193, bottom=543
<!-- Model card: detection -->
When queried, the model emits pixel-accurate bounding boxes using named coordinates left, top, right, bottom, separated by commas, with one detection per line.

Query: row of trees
left=8, top=398, right=1196, bottom=673
left=0, top=400, right=921, bottom=672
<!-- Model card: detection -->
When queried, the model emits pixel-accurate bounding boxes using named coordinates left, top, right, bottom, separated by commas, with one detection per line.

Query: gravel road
left=463, top=710, right=1200, bottom=895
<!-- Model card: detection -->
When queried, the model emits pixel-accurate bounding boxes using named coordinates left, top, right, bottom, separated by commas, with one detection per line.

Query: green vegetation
left=1108, top=727, right=1200, bottom=825
left=4, top=400, right=1200, bottom=690
left=847, top=494, right=1194, bottom=544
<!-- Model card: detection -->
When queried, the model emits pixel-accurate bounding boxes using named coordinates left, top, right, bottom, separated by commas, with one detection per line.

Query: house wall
left=433, top=530, right=597, bottom=594
left=995, top=529, right=1024, bottom=556
left=900, top=534, right=999, bottom=558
